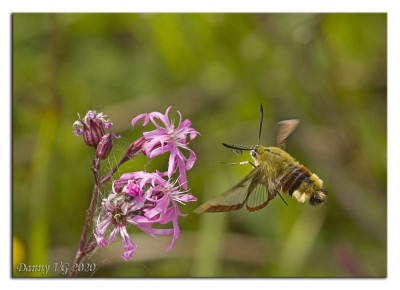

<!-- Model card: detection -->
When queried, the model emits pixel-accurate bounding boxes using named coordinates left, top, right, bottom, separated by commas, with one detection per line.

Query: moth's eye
left=251, top=150, right=257, bottom=158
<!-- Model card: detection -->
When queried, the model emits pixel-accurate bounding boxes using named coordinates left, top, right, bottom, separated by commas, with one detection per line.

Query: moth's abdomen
left=279, top=163, right=327, bottom=206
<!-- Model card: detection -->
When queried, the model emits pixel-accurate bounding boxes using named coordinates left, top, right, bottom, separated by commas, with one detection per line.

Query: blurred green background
left=13, top=13, right=386, bottom=277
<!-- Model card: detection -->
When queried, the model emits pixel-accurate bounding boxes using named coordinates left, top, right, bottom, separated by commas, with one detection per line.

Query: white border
left=3, top=1, right=399, bottom=289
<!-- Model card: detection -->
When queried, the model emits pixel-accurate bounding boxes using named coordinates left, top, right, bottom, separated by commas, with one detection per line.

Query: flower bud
left=96, top=133, right=113, bottom=160
left=83, top=119, right=105, bottom=146
left=113, top=179, right=128, bottom=193
left=123, top=180, right=142, bottom=197
left=73, top=110, right=114, bottom=147
left=125, top=136, right=146, bottom=159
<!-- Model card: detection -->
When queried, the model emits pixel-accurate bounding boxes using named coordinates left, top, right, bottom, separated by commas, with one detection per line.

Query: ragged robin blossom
left=95, top=171, right=197, bottom=260
left=131, top=106, right=199, bottom=189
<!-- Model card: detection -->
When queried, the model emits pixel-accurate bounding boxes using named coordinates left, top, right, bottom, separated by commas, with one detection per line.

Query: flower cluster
left=91, top=107, right=199, bottom=261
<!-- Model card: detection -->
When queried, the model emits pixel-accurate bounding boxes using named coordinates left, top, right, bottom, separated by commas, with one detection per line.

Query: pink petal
left=118, top=172, right=138, bottom=181
left=149, top=107, right=172, bottom=129
left=147, top=146, right=166, bottom=158
left=119, top=226, right=137, bottom=261
left=177, top=110, right=183, bottom=126
left=105, top=193, right=118, bottom=211
left=95, top=224, right=119, bottom=248
left=143, top=128, right=168, bottom=139
left=185, top=149, right=197, bottom=170
left=180, top=194, right=198, bottom=202
left=96, top=216, right=113, bottom=236
left=165, top=205, right=180, bottom=251
left=178, top=167, right=188, bottom=190
left=144, top=195, right=170, bottom=219
left=167, top=147, right=177, bottom=177
left=178, top=118, right=192, bottom=129
left=135, top=223, right=174, bottom=239
left=131, top=113, right=150, bottom=127
left=190, top=130, right=200, bottom=140
left=145, top=136, right=170, bottom=157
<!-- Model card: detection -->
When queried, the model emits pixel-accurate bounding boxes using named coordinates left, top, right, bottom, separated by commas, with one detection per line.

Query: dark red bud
left=82, top=118, right=106, bottom=147
left=125, top=136, right=147, bottom=159
left=96, top=133, right=113, bottom=160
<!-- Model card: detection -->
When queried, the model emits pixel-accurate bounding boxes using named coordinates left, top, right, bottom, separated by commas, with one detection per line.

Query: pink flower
left=117, top=171, right=197, bottom=251
left=94, top=193, right=144, bottom=261
left=118, top=171, right=197, bottom=207
left=131, top=106, right=199, bottom=189
left=96, top=171, right=197, bottom=260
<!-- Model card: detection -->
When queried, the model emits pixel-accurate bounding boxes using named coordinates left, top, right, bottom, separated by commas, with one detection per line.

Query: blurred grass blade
left=27, top=110, right=58, bottom=277
left=277, top=208, right=327, bottom=276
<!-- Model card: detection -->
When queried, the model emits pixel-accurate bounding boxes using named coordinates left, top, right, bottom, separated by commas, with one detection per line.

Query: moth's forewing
left=194, top=167, right=261, bottom=214
left=276, top=119, right=300, bottom=149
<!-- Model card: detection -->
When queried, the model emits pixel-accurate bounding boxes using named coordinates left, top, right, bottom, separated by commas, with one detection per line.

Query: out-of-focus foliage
left=13, top=13, right=386, bottom=277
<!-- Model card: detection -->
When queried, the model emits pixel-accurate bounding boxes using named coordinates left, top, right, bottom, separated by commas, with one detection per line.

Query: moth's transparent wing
left=246, top=183, right=272, bottom=211
left=246, top=183, right=269, bottom=211
left=276, top=119, right=300, bottom=149
left=194, top=167, right=261, bottom=214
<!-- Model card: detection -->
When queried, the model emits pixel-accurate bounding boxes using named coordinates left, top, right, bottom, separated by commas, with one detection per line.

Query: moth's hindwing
left=245, top=183, right=274, bottom=211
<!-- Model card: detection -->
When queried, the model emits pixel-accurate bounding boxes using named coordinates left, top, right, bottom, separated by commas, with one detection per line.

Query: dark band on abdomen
left=280, top=165, right=312, bottom=195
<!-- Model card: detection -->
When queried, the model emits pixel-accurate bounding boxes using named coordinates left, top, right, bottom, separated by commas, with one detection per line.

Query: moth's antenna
left=258, top=104, right=263, bottom=145
left=222, top=143, right=252, bottom=156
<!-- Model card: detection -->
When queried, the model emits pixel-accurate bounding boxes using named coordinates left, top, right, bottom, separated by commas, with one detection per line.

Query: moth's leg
left=220, top=161, right=256, bottom=168
left=275, top=190, right=288, bottom=206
